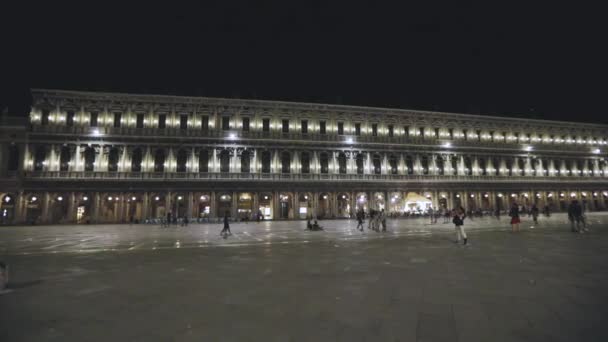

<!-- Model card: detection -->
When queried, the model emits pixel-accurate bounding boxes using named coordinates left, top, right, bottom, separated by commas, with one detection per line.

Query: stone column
left=273, top=191, right=280, bottom=220
left=142, top=192, right=150, bottom=220
left=187, top=192, right=193, bottom=219
left=41, top=192, right=51, bottom=224
left=447, top=191, right=454, bottom=210
left=253, top=192, right=259, bottom=217
left=232, top=192, right=238, bottom=219
left=292, top=191, right=299, bottom=219
left=209, top=192, right=217, bottom=219
left=165, top=191, right=173, bottom=216
left=92, top=192, right=100, bottom=223
left=0, top=143, right=8, bottom=176
left=66, top=192, right=77, bottom=223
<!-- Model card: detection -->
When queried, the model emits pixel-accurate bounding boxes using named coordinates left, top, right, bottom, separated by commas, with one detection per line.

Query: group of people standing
left=355, top=209, right=387, bottom=232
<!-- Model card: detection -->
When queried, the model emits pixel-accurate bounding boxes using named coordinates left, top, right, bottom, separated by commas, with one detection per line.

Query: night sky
left=3, top=3, right=607, bottom=123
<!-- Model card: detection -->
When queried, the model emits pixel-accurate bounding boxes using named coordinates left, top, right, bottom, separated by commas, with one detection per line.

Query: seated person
left=312, top=220, right=324, bottom=231
left=307, top=219, right=313, bottom=230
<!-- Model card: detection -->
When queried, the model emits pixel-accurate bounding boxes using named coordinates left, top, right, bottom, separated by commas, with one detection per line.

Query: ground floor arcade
left=1, top=189, right=607, bottom=224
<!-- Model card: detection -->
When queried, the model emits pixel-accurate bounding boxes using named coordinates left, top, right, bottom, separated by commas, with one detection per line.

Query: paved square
left=1, top=214, right=608, bottom=341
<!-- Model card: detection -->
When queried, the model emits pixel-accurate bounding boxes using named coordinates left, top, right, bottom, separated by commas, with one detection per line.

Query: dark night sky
left=2, top=3, right=607, bottom=123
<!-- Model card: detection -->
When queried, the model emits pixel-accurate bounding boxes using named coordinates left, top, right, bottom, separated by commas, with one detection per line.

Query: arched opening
left=176, top=149, right=188, bottom=173
left=421, top=155, right=429, bottom=175
left=7, top=144, right=19, bottom=171
left=125, top=194, right=142, bottom=223
left=49, top=193, right=70, bottom=223
left=320, top=152, right=329, bottom=174
left=258, top=193, right=273, bottom=220
left=406, top=155, right=414, bottom=175
left=279, top=193, right=292, bottom=219
left=337, top=193, right=350, bottom=217
left=217, top=193, right=232, bottom=218
left=196, top=193, right=211, bottom=221
left=298, top=193, right=312, bottom=219
left=464, top=156, right=472, bottom=176
left=356, top=154, right=364, bottom=174
left=436, top=157, right=444, bottom=175
left=108, top=147, right=119, bottom=172
left=219, top=150, right=230, bottom=173
left=261, top=151, right=271, bottom=173
left=517, top=158, right=525, bottom=176
left=478, top=157, right=486, bottom=175
left=84, top=147, right=96, bottom=172
left=131, top=148, right=143, bottom=172
left=59, top=145, right=71, bottom=171
left=154, top=149, right=165, bottom=172
left=355, top=193, right=368, bottom=212
left=76, top=193, right=92, bottom=224
left=173, top=193, right=188, bottom=218
left=338, top=153, right=347, bottom=174
left=318, top=193, right=331, bottom=218
left=1, top=194, right=15, bottom=224
left=300, top=152, right=310, bottom=174
left=33, top=146, right=46, bottom=171
left=150, top=193, right=167, bottom=219
left=198, top=150, right=209, bottom=173
left=373, top=192, right=385, bottom=210
left=240, top=150, right=251, bottom=173
left=389, top=155, right=398, bottom=175
left=372, top=154, right=381, bottom=175
left=237, top=192, right=253, bottom=221
left=281, top=151, right=291, bottom=174
left=389, top=192, right=402, bottom=214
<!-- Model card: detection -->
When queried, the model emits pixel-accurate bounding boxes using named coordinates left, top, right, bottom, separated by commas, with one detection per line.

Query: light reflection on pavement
left=0, top=213, right=606, bottom=255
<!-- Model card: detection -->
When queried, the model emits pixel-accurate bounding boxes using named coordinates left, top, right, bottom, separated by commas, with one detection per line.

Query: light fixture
left=484, top=194, right=489, bottom=198
left=497, top=193, right=503, bottom=198
left=264, top=195, right=269, bottom=200
left=470, top=194, right=474, bottom=198
left=200, top=195, right=207, bottom=201
left=324, top=195, right=328, bottom=199
left=83, top=196, right=88, bottom=201
left=155, top=196, right=160, bottom=201
left=132, top=196, right=136, bottom=201
left=177, top=196, right=183, bottom=200
left=108, top=196, right=113, bottom=201
left=304, top=195, right=308, bottom=199
left=341, top=195, right=346, bottom=199
left=511, top=194, right=516, bottom=197
left=4, top=196, right=11, bottom=203
left=31, top=196, right=37, bottom=202
left=57, top=196, right=63, bottom=201
left=456, top=194, right=460, bottom=198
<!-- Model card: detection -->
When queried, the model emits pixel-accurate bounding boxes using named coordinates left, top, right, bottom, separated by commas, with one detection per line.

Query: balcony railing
left=28, top=125, right=602, bottom=152
left=21, top=171, right=608, bottom=183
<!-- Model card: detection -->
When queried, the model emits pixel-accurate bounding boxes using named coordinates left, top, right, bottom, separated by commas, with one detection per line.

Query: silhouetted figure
left=221, top=212, right=231, bottom=236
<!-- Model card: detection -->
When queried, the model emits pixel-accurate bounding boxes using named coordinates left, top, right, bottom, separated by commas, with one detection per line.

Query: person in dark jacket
left=452, top=207, right=467, bottom=245
left=531, top=204, right=539, bottom=224
left=509, top=203, right=520, bottom=232
left=567, top=200, right=587, bottom=233
left=220, top=211, right=232, bottom=236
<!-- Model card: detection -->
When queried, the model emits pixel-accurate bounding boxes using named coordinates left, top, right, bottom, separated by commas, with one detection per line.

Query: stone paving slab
left=1, top=214, right=608, bottom=341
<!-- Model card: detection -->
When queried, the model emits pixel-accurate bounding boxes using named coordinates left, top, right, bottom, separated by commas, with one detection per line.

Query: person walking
left=494, top=208, right=501, bottom=220
left=428, top=207, right=435, bottom=224
left=380, top=209, right=387, bottom=232
left=509, top=202, right=520, bottom=232
left=367, top=209, right=375, bottom=231
left=220, top=211, right=232, bottom=236
left=452, top=207, right=468, bottom=245
left=567, top=199, right=587, bottom=233
left=531, top=204, right=539, bottom=224
left=356, top=210, right=365, bottom=231
left=165, top=211, right=172, bottom=228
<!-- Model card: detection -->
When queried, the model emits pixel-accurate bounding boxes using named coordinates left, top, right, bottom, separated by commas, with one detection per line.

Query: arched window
left=176, top=149, right=188, bottom=173
left=373, top=154, right=381, bottom=174
left=281, top=151, right=290, bottom=174
left=505, top=159, right=513, bottom=176
left=131, top=148, right=143, bottom=172
left=421, top=155, right=429, bottom=175
left=84, top=147, right=96, bottom=172
left=219, top=150, right=230, bottom=173
left=356, top=154, right=364, bottom=174
left=33, top=146, right=46, bottom=171
left=320, top=152, right=329, bottom=174
left=60, top=146, right=71, bottom=171
left=199, top=150, right=208, bottom=173
left=464, top=156, right=472, bottom=176
left=478, top=157, right=486, bottom=175
left=241, top=150, right=250, bottom=173
left=405, top=155, right=414, bottom=175
left=300, top=152, right=310, bottom=174
left=261, top=151, right=271, bottom=173
left=436, top=156, right=444, bottom=175
left=389, top=155, right=398, bottom=175
left=108, top=148, right=119, bottom=172
left=154, top=149, right=165, bottom=172
left=7, top=144, right=19, bottom=171
left=338, top=153, right=347, bottom=174
left=517, top=158, right=525, bottom=176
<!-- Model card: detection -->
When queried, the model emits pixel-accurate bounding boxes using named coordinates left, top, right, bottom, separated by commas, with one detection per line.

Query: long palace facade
left=1, top=89, right=608, bottom=224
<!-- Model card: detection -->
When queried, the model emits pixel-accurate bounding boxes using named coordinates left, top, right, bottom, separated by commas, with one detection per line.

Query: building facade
left=1, top=89, right=608, bottom=224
